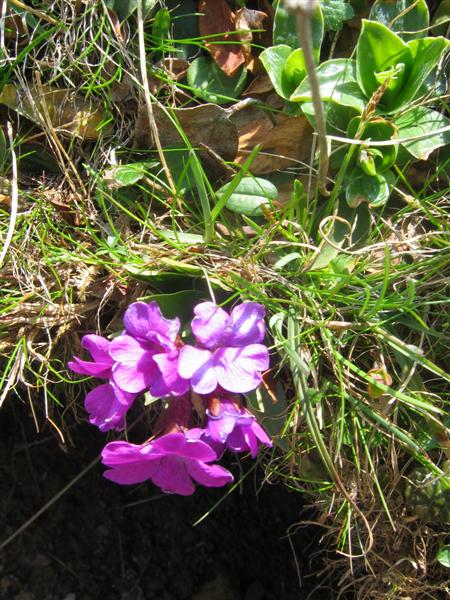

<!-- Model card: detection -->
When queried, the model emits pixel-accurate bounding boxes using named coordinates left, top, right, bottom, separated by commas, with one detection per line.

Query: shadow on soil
left=0, top=402, right=341, bottom=600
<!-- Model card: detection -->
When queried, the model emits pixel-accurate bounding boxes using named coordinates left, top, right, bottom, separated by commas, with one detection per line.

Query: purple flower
left=102, top=432, right=233, bottom=496
left=178, top=302, right=269, bottom=394
left=68, top=334, right=114, bottom=379
left=68, top=334, right=136, bottom=432
left=192, top=398, right=272, bottom=458
left=109, top=301, right=189, bottom=397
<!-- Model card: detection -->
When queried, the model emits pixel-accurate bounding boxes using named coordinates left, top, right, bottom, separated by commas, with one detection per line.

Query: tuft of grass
left=0, top=1, right=449, bottom=597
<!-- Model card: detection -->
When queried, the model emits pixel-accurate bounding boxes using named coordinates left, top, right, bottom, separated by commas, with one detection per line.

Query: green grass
left=0, top=1, right=449, bottom=597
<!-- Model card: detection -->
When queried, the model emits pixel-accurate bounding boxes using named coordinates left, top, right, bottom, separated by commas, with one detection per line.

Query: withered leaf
left=231, top=107, right=313, bottom=174
left=199, top=0, right=246, bottom=77
left=134, top=103, right=238, bottom=161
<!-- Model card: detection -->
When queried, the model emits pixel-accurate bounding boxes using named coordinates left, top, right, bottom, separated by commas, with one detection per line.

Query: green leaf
left=104, top=0, right=157, bottom=20
left=302, top=100, right=359, bottom=135
left=273, top=1, right=324, bottom=60
left=165, top=0, right=199, bottom=59
left=143, top=290, right=205, bottom=322
left=399, top=36, right=450, bottom=107
left=369, top=0, right=429, bottom=41
left=0, top=127, right=6, bottom=171
left=432, top=0, right=450, bottom=36
left=347, top=116, right=398, bottom=173
left=292, top=59, right=366, bottom=113
left=436, top=545, right=450, bottom=568
left=216, top=177, right=277, bottom=216
left=187, top=57, right=247, bottom=104
left=152, top=8, right=170, bottom=44
left=260, top=45, right=306, bottom=100
left=395, top=107, right=450, bottom=160
left=356, top=20, right=413, bottom=112
left=345, top=167, right=392, bottom=208
left=321, top=0, right=354, bottom=31
left=103, top=162, right=158, bottom=188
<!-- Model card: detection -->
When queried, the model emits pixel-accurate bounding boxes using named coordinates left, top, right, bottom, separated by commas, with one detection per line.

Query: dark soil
left=0, top=402, right=338, bottom=600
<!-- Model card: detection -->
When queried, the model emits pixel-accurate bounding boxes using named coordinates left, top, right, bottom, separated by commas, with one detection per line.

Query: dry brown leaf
left=242, top=73, right=273, bottom=95
left=199, top=0, right=246, bottom=77
left=231, top=107, right=313, bottom=174
left=134, top=103, right=239, bottom=181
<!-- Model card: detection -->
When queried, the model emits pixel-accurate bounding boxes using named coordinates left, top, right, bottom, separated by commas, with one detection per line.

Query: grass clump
left=0, top=0, right=449, bottom=596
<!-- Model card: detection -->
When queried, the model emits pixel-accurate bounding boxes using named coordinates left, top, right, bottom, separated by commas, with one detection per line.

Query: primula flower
left=178, top=302, right=269, bottom=394
left=109, top=301, right=189, bottom=397
left=191, top=397, right=272, bottom=458
left=68, top=335, right=136, bottom=432
left=102, top=432, right=233, bottom=496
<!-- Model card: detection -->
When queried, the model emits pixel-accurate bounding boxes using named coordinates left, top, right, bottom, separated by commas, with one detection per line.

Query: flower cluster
left=69, top=300, right=271, bottom=496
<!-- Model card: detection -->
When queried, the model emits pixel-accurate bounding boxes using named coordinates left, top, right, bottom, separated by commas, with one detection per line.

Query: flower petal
left=123, top=301, right=180, bottom=350
left=84, top=383, right=132, bottom=432
left=191, top=302, right=229, bottom=348
left=214, top=344, right=269, bottom=393
left=206, top=412, right=238, bottom=443
left=186, top=460, right=234, bottom=488
left=81, top=334, right=112, bottom=363
left=222, top=302, right=266, bottom=346
left=177, top=346, right=211, bottom=379
left=151, top=456, right=196, bottom=495
left=68, top=357, right=112, bottom=378
left=150, top=433, right=217, bottom=462
left=152, top=352, right=190, bottom=397
left=103, top=461, right=160, bottom=485
left=110, top=335, right=159, bottom=393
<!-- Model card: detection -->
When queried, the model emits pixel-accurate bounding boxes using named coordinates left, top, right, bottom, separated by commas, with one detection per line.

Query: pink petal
left=186, top=460, right=234, bottom=488
left=191, top=302, right=229, bottom=348
left=68, top=357, right=112, bottom=378
left=103, top=461, right=160, bottom=485
left=191, top=359, right=218, bottom=395
left=177, top=346, right=211, bottom=379
left=152, top=352, right=190, bottom=397
left=214, top=344, right=269, bottom=393
left=151, top=456, right=196, bottom=495
left=109, top=334, right=150, bottom=363
left=224, top=302, right=266, bottom=346
left=123, top=301, right=180, bottom=349
left=84, top=383, right=127, bottom=432
left=81, top=334, right=112, bottom=363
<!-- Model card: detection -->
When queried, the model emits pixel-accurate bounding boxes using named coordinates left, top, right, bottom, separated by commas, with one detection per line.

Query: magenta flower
left=68, top=335, right=136, bottom=432
left=68, top=334, right=114, bottom=379
left=178, top=302, right=269, bottom=394
left=193, top=398, right=272, bottom=458
left=109, top=301, right=189, bottom=397
left=102, top=432, right=233, bottom=496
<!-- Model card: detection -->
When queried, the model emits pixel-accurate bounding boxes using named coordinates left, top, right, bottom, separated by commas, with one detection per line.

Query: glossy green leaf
left=322, top=0, right=354, bottom=31
left=104, top=0, right=157, bottom=20
left=273, top=1, right=324, bottom=60
left=260, top=45, right=306, bottom=100
left=356, top=20, right=413, bottom=112
left=0, top=127, right=6, bottom=171
left=187, top=57, right=247, bottom=104
left=347, top=117, right=398, bottom=173
left=103, top=162, right=158, bottom=188
left=302, top=101, right=359, bottom=135
left=292, top=59, right=366, bottom=113
left=431, top=0, right=450, bottom=36
left=217, top=177, right=277, bottom=216
left=152, top=8, right=170, bottom=44
left=395, top=107, right=450, bottom=160
left=399, top=36, right=450, bottom=107
left=346, top=167, right=392, bottom=208
left=165, top=0, right=199, bottom=59
left=143, top=290, right=205, bottom=322
left=369, top=0, right=429, bottom=41
left=436, top=545, right=450, bottom=568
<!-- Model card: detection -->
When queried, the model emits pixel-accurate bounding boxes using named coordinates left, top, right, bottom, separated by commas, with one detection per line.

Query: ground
left=0, top=402, right=338, bottom=600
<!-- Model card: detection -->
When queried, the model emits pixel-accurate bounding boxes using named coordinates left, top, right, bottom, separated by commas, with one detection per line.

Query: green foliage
left=369, top=0, right=429, bottom=41
left=216, top=177, right=278, bottom=216
left=321, top=0, right=354, bottom=31
left=273, top=1, right=324, bottom=60
left=259, top=45, right=306, bottom=100
left=187, top=57, right=247, bottom=104
left=436, top=545, right=450, bottom=568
